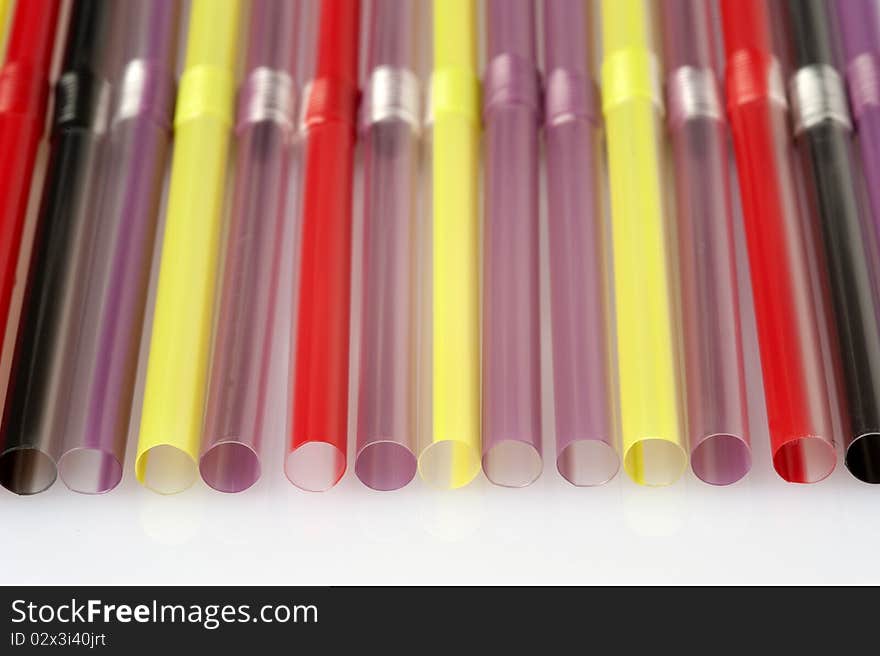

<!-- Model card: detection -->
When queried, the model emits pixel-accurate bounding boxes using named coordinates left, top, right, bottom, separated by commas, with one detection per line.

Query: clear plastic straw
left=58, top=0, right=180, bottom=494
left=543, top=0, right=619, bottom=486
left=135, top=0, right=242, bottom=493
left=661, top=0, right=751, bottom=485
left=481, top=0, right=542, bottom=487
left=355, top=0, right=421, bottom=491
left=200, top=0, right=298, bottom=493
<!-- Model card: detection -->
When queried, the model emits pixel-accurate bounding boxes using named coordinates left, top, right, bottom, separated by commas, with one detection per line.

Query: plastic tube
left=836, top=0, right=880, bottom=477
left=0, top=0, right=60, bottom=395
left=721, top=0, right=836, bottom=483
left=600, top=0, right=686, bottom=486
left=57, top=0, right=180, bottom=494
left=136, top=0, right=241, bottom=494
left=480, top=0, right=541, bottom=487
left=661, top=0, right=750, bottom=485
left=200, top=0, right=297, bottom=493
left=838, top=1, right=880, bottom=235
left=784, top=0, right=880, bottom=484
left=542, top=0, right=618, bottom=486
left=0, top=0, right=112, bottom=496
left=355, top=0, right=420, bottom=491
left=0, top=0, right=12, bottom=55
left=286, top=0, right=360, bottom=492
left=417, top=0, right=482, bottom=489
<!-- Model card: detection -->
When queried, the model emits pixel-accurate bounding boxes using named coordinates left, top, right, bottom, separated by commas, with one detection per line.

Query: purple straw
left=200, top=0, right=298, bottom=493
left=661, top=0, right=750, bottom=484
left=838, top=0, right=880, bottom=235
left=542, top=0, right=618, bottom=485
left=354, top=0, right=420, bottom=491
left=58, top=0, right=180, bottom=494
left=482, top=0, right=542, bottom=487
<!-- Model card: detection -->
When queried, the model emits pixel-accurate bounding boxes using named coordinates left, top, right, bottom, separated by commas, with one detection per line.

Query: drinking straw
left=836, top=1, right=880, bottom=232
left=600, top=0, right=686, bottom=485
left=0, top=0, right=60, bottom=393
left=57, top=0, right=181, bottom=494
left=286, top=0, right=360, bottom=492
left=355, top=0, right=420, bottom=491
left=136, top=0, right=241, bottom=494
left=721, top=0, right=836, bottom=483
left=784, top=0, right=880, bottom=484
left=201, top=0, right=297, bottom=493
left=417, top=0, right=481, bottom=489
left=0, top=0, right=111, bottom=496
left=481, top=0, right=541, bottom=487
left=0, top=1, right=11, bottom=55
left=542, top=0, right=618, bottom=486
left=661, top=0, right=750, bottom=485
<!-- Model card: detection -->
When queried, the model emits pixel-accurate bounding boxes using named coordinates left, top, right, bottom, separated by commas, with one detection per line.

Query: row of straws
left=1, top=0, right=880, bottom=495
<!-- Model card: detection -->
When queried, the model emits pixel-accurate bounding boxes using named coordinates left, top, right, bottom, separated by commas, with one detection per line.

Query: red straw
left=0, top=0, right=60, bottom=349
left=286, top=0, right=360, bottom=491
left=721, top=0, right=837, bottom=482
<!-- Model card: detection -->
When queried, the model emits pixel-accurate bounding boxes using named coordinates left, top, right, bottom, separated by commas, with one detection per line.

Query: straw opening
left=418, top=439, right=481, bottom=489
left=136, top=445, right=197, bottom=495
left=690, top=433, right=751, bottom=486
left=482, top=439, right=542, bottom=488
left=199, top=440, right=261, bottom=493
left=623, top=438, right=687, bottom=486
left=284, top=441, right=346, bottom=492
left=556, top=439, right=620, bottom=487
left=0, top=446, right=57, bottom=495
left=354, top=439, right=417, bottom=491
left=58, top=447, right=123, bottom=494
left=773, top=436, right=836, bottom=483
left=844, top=432, right=880, bottom=484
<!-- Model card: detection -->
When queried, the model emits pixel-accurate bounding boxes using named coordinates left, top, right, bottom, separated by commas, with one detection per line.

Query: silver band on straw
left=666, top=66, right=723, bottom=129
left=237, top=66, right=295, bottom=133
left=363, top=65, right=420, bottom=133
left=790, top=64, right=852, bottom=134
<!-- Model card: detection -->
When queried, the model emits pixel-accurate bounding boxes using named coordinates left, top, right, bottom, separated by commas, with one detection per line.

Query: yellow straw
left=0, top=0, right=13, bottom=59
left=418, top=0, right=481, bottom=488
left=135, top=0, right=241, bottom=493
left=600, top=0, right=686, bottom=485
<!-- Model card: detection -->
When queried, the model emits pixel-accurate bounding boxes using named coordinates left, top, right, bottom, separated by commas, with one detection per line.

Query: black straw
left=786, top=0, right=880, bottom=483
left=0, top=0, right=113, bottom=495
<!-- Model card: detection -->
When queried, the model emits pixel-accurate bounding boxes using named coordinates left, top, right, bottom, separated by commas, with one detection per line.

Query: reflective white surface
left=2, top=439, right=879, bottom=585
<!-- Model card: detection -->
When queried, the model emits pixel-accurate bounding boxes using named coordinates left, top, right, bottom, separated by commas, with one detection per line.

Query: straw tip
left=0, top=446, right=57, bottom=495
left=844, top=432, right=880, bottom=484
left=556, top=438, right=620, bottom=487
left=136, top=445, right=197, bottom=495
left=199, top=440, right=261, bottom=493
left=354, top=439, right=417, bottom=492
left=417, top=438, right=481, bottom=489
left=690, top=432, right=752, bottom=486
left=623, top=438, right=688, bottom=487
left=284, top=441, right=346, bottom=492
left=482, top=439, right=542, bottom=488
left=772, top=435, right=837, bottom=484
left=58, top=447, right=123, bottom=494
